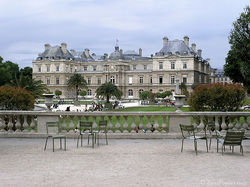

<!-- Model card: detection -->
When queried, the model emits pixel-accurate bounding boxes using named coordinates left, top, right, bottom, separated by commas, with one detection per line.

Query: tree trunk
left=107, top=95, right=110, bottom=103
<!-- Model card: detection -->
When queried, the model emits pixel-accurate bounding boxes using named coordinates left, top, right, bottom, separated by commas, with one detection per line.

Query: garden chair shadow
left=44, top=122, right=66, bottom=152
left=179, top=124, right=208, bottom=155
left=77, top=121, right=95, bottom=148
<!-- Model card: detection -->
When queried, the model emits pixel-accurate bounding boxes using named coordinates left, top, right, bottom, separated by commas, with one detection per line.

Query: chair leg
left=217, top=139, right=219, bottom=153
left=53, top=138, right=54, bottom=152
left=64, top=138, right=66, bottom=151
left=222, top=145, right=224, bottom=155
left=181, top=139, right=184, bottom=152
left=44, top=137, right=48, bottom=151
left=194, top=140, right=197, bottom=155
left=105, top=133, right=108, bottom=145
left=92, top=134, right=94, bottom=148
left=232, top=146, right=234, bottom=153
left=206, top=139, right=208, bottom=152
left=241, top=145, right=243, bottom=156
left=60, top=138, right=62, bottom=149
left=77, top=135, right=79, bottom=148
left=81, top=135, right=82, bottom=147
left=209, top=138, right=212, bottom=150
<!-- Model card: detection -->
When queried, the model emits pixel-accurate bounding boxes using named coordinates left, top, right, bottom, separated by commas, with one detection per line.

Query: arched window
left=87, top=89, right=92, bottom=96
left=139, top=89, right=143, bottom=95
left=128, top=89, right=133, bottom=96
left=110, top=76, right=115, bottom=84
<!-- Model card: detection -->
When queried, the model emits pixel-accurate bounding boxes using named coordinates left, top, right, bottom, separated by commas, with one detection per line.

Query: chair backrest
left=79, top=121, right=93, bottom=134
left=99, top=120, right=108, bottom=131
left=179, top=124, right=196, bottom=138
left=46, top=122, right=60, bottom=134
left=207, top=122, right=215, bottom=132
left=224, top=131, right=245, bottom=145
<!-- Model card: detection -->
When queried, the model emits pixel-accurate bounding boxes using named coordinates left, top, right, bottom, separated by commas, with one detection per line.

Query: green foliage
left=0, top=57, right=19, bottom=86
left=155, top=91, right=172, bottom=98
left=79, top=90, right=87, bottom=97
left=67, top=73, right=87, bottom=101
left=55, top=90, right=62, bottom=97
left=191, top=82, right=200, bottom=90
left=188, top=83, right=246, bottom=111
left=224, top=6, right=250, bottom=92
left=96, top=82, right=123, bottom=103
left=139, top=91, right=150, bottom=100
left=0, top=86, right=34, bottom=110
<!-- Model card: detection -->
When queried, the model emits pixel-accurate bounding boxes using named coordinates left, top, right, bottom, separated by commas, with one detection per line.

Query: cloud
left=0, top=0, right=249, bottom=68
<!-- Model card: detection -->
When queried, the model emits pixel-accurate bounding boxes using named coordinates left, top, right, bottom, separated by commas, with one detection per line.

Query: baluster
left=154, top=116, right=159, bottom=133
left=147, top=115, right=152, bottom=133
left=228, top=116, right=234, bottom=130
left=7, top=115, right=14, bottom=133
left=123, top=115, right=128, bottom=133
left=192, top=116, right=198, bottom=129
left=92, top=116, right=98, bottom=131
left=0, top=116, right=7, bottom=133
left=29, top=116, right=36, bottom=133
left=139, top=115, right=144, bottom=131
left=69, top=115, right=75, bottom=133
left=107, top=116, right=113, bottom=133
left=243, top=116, right=248, bottom=130
left=61, top=115, right=67, bottom=133
left=130, top=115, right=136, bottom=133
left=14, top=115, right=21, bottom=133
left=114, top=116, right=120, bottom=133
left=235, top=117, right=241, bottom=129
left=22, top=115, right=29, bottom=132
left=221, top=116, right=227, bottom=131
left=215, top=116, right=220, bottom=130
left=198, top=116, right=204, bottom=130
left=118, top=116, right=123, bottom=133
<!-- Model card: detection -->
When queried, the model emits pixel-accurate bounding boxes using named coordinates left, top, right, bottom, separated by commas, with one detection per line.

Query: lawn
left=113, top=106, right=189, bottom=112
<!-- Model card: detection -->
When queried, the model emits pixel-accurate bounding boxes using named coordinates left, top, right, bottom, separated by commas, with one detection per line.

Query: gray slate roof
left=37, top=46, right=74, bottom=60
left=109, top=46, right=124, bottom=60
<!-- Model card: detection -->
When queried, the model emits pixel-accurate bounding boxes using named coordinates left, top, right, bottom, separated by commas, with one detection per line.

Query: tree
left=67, top=73, right=87, bottom=101
left=0, top=86, right=34, bottom=110
left=0, top=57, right=19, bottom=86
left=139, top=91, right=150, bottom=100
left=179, top=82, right=187, bottom=94
left=224, top=6, right=250, bottom=92
left=80, top=90, right=87, bottom=98
left=96, top=82, right=123, bottom=103
left=55, top=90, right=62, bottom=98
left=188, top=83, right=246, bottom=111
left=191, top=83, right=200, bottom=90
left=9, top=73, right=47, bottom=99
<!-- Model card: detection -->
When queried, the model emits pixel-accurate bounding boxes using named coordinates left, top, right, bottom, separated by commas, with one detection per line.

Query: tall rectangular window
left=84, top=66, right=87, bottom=71
left=171, top=75, right=175, bottom=84
left=150, top=76, right=153, bottom=84
left=183, top=77, right=187, bottom=83
left=159, top=76, right=163, bottom=84
left=38, top=65, right=41, bottom=72
left=171, top=62, right=175, bottom=69
left=93, top=65, right=97, bottom=71
left=98, top=77, right=101, bottom=85
left=183, top=62, right=187, bottom=69
left=159, top=62, right=163, bottom=70
left=129, top=77, right=133, bottom=85
left=144, top=65, right=147, bottom=70
left=87, top=77, right=91, bottom=85
left=56, top=65, right=59, bottom=72
left=139, top=76, right=143, bottom=84
left=133, top=65, right=136, bottom=70
left=46, top=65, right=50, bottom=72
left=46, top=77, right=50, bottom=85
left=56, top=77, right=59, bottom=85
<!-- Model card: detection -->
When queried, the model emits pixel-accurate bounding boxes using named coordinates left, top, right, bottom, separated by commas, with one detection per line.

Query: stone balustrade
left=0, top=111, right=249, bottom=138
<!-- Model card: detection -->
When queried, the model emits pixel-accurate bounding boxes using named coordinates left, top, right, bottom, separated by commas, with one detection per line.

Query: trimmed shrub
left=188, top=83, right=246, bottom=111
left=0, top=86, right=34, bottom=110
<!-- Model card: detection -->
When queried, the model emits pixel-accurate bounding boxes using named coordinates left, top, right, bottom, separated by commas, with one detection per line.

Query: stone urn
left=43, top=93, right=54, bottom=110
left=174, top=95, right=186, bottom=112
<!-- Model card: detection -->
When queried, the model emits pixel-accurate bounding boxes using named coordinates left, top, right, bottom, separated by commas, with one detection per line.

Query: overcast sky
left=0, top=0, right=249, bottom=69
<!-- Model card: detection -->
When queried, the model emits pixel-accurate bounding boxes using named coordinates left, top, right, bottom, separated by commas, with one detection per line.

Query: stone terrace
left=1, top=138, right=250, bottom=186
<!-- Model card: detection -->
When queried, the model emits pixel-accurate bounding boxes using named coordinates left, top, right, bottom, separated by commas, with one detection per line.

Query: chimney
left=191, top=43, right=196, bottom=51
left=104, top=53, right=108, bottom=60
left=119, top=49, right=123, bottom=55
left=183, top=36, right=189, bottom=47
left=151, top=54, right=153, bottom=58
left=84, top=48, right=90, bottom=58
left=61, top=43, right=67, bottom=54
left=197, top=49, right=202, bottom=57
left=44, top=44, right=51, bottom=50
left=163, top=37, right=168, bottom=47
left=70, top=49, right=75, bottom=55
left=139, top=48, right=142, bottom=56
left=206, top=58, right=210, bottom=64
left=92, top=53, right=96, bottom=56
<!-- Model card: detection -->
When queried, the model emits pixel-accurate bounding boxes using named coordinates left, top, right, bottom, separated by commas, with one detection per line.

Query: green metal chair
left=94, top=120, right=108, bottom=145
left=179, top=124, right=208, bottom=155
left=44, top=122, right=66, bottom=152
left=206, top=122, right=223, bottom=152
left=77, top=121, right=95, bottom=148
left=219, top=130, right=245, bottom=155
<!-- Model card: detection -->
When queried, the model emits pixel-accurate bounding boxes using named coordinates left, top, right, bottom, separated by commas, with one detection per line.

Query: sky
left=0, top=0, right=249, bottom=69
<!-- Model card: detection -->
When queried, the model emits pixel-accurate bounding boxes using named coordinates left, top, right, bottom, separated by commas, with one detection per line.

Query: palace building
left=32, top=36, right=211, bottom=99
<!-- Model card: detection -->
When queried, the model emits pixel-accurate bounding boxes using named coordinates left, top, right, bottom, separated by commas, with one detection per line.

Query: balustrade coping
left=0, top=111, right=249, bottom=116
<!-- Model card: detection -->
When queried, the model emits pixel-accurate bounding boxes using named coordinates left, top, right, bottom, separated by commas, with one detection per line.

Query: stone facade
left=32, top=36, right=211, bottom=99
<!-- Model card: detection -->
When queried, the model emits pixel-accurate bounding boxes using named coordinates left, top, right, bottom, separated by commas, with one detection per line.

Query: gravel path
left=0, top=138, right=250, bottom=187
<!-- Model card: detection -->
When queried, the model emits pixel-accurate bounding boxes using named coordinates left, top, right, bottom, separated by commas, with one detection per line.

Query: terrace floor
left=0, top=138, right=250, bottom=187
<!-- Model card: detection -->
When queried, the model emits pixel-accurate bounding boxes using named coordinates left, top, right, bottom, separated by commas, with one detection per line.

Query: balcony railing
left=0, top=111, right=249, bottom=137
